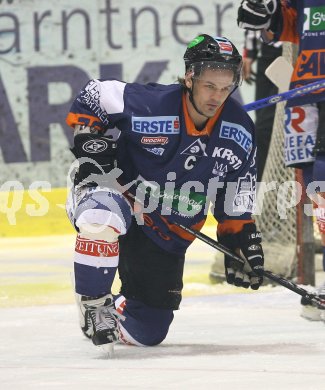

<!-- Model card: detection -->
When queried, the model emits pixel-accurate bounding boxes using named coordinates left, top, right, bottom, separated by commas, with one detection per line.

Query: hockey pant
left=114, top=295, right=174, bottom=346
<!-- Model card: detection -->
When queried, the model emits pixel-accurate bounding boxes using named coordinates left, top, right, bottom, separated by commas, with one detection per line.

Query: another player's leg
left=311, top=157, right=325, bottom=322
left=300, top=102, right=325, bottom=321
left=314, top=102, right=325, bottom=319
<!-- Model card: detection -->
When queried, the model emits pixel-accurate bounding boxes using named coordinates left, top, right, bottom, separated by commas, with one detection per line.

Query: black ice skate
left=88, top=297, right=120, bottom=345
left=88, top=295, right=126, bottom=356
left=76, top=293, right=109, bottom=339
left=77, top=293, right=125, bottom=355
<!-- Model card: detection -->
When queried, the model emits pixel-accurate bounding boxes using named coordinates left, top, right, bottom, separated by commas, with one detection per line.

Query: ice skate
left=81, top=294, right=125, bottom=356
left=77, top=293, right=125, bottom=350
left=76, top=293, right=109, bottom=339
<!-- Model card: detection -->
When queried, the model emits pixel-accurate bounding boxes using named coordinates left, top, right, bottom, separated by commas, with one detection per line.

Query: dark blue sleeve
left=211, top=116, right=257, bottom=223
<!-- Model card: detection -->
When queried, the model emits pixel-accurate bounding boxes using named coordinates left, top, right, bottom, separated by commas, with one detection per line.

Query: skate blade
left=100, top=342, right=115, bottom=358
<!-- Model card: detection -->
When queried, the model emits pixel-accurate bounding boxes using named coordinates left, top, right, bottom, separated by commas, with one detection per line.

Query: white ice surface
left=1, top=289, right=325, bottom=390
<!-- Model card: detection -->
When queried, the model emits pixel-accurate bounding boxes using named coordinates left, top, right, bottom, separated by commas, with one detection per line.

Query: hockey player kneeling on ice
left=65, top=33, right=264, bottom=353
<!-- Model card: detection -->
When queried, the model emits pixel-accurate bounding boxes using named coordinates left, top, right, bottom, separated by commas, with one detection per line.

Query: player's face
left=189, top=68, right=235, bottom=117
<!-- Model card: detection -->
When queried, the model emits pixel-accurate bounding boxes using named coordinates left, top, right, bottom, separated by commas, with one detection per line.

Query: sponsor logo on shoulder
left=141, top=136, right=169, bottom=145
left=219, top=120, right=252, bottom=152
left=132, top=116, right=180, bottom=134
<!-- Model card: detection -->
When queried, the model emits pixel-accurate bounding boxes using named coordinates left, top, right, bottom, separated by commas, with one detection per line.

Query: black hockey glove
left=71, top=133, right=117, bottom=186
left=237, top=0, right=279, bottom=30
left=218, top=223, right=264, bottom=290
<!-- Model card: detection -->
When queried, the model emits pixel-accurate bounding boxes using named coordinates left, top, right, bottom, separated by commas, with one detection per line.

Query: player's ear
left=185, top=75, right=192, bottom=89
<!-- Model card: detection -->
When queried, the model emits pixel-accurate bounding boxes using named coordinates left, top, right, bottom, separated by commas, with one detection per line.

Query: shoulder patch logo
left=219, top=121, right=252, bottom=152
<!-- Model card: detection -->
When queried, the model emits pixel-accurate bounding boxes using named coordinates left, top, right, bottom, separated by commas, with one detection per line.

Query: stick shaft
left=243, top=79, right=325, bottom=112
left=175, top=222, right=325, bottom=309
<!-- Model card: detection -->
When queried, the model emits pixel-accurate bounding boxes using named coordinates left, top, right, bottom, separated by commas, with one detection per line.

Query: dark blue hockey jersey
left=66, top=80, right=257, bottom=254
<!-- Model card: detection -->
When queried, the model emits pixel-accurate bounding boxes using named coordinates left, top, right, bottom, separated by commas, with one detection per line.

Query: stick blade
left=265, top=56, right=293, bottom=92
left=101, top=342, right=115, bottom=358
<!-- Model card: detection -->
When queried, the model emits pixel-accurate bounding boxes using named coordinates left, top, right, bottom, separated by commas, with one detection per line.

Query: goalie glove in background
left=218, top=223, right=264, bottom=290
left=237, top=0, right=279, bottom=30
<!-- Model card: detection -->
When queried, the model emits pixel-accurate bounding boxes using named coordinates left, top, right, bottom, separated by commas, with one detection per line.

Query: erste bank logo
left=219, top=121, right=252, bottom=152
left=132, top=116, right=180, bottom=134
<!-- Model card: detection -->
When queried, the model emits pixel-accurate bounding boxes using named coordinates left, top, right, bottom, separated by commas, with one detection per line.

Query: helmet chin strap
left=186, top=80, right=207, bottom=118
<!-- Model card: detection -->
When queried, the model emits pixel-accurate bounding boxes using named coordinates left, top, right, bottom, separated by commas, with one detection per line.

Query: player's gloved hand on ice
left=237, top=0, right=279, bottom=30
left=218, top=223, right=264, bottom=290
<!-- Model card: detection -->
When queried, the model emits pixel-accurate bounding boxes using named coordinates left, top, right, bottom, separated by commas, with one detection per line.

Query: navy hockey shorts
left=118, top=218, right=185, bottom=310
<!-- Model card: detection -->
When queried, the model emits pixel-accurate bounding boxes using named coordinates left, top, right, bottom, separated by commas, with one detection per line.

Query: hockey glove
left=238, top=223, right=264, bottom=289
left=71, top=133, right=117, bottom=186
left=218, top=223, right=264, bottom=290
left=237, top=0, right=279, bottom=30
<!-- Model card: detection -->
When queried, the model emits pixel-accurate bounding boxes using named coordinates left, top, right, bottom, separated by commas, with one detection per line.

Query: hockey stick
left=243, top=79, right=325, bottom=112
left=174, top=222, right=325, bottom=310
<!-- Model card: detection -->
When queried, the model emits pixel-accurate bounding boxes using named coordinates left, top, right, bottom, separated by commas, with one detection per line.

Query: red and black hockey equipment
left=174, top=222, right=325, bottom=310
